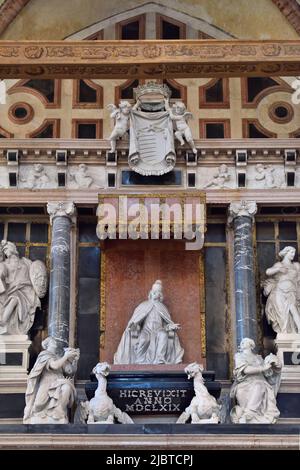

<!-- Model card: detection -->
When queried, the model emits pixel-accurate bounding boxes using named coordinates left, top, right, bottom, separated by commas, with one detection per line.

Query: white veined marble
left=114, top=280, right=184, bottom=365
left=81, top=362, right=133, bottom=424
left=23, top=337, right=80, bottom=424
left=264, top=246, right=300, bottom=334
left=0, top=240, right=47, bottom=335
left=176, top=362, right=220, bottom=424
left=230, top=338, right=282, bottom=424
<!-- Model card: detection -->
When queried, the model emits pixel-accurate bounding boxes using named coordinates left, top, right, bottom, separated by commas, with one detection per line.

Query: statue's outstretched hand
left=166, top=323, right=180, bottom=332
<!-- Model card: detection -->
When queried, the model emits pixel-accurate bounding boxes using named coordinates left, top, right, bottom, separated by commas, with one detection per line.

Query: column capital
left=47, top=201, right=76, bottom=224
left=228, top=200, right=257, bottom=222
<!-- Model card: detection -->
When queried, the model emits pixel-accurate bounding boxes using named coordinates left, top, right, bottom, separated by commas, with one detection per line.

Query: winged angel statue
left=0, top=240, right=47, bottom=335
left=263, top=245, right=300, bottom=334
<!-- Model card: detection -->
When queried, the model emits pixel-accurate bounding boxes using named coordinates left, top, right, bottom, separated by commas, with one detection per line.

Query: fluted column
left=229, top=200, right=258, bottom=347
left=47, top=201, right=75, bottom=352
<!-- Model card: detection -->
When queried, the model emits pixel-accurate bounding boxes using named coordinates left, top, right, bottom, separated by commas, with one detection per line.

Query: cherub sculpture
left=69, top=163, right=94, bottom=189
left=177, top=362, right=220, bottom=424
left=164, top=99, right=197, bottom=155
left=204, top=164, right=230, bottom=189
left=107, top=101, right=132, bottom=153
left=23, top=164, right=50, bottom=189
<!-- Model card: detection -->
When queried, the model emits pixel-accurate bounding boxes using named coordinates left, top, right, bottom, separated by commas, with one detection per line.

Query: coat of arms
left=107, top=82, right=197, bottom=176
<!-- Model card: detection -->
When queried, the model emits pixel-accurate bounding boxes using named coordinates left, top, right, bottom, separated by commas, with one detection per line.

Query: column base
left=0, top=335, right=31, bottom=382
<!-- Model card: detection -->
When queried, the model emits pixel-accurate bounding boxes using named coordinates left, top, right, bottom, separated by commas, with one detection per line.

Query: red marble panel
left=102, top=240, right=204, bottom=366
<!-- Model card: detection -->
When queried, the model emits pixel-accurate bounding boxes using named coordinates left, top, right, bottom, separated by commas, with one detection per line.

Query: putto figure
left=204, top=164, right=230, bottom=189
left=230, top=338, right=281, bottom=424
left=0, top=240, right=47, bottom=335
left=24, top=163, right=50, bottom=189
left=264, top=246, right=300, bottom=334
left=69, top=163, right=94, bottom=189
left=164, top=99, right=197, bottom=155
left=23, top=337, right=80, bottom=424
left=114, top=280, right=184, bottom=365
left=107, top=101, right=132, bottom=153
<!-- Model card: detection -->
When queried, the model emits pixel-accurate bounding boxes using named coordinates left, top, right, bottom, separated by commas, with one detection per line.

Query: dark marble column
left=47, top=202, right=75, bottom=352
left=229, top=201, right=258, bottom=347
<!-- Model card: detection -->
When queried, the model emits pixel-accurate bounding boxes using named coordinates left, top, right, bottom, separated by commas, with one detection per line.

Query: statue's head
left=42, top=336, right=58, bottom=353
left=149, top=280, right=163, bottom=301
left=219, top=164, right=228, bottom=173
left=92, top=362, right=110, bottom=377
left=1, top=240, right=18, bottom=258
left=79, top=163, right=87, bottom=173
left=34, top=163, right=43, bottom=173
left=119, top=101, right=131, bottom=114
left=172, top=101, right=186, bottom=115
left=185, top=362, right=204, bottom=380
left=279, top=246, right=296, bottom=261
left=239, top=337, right=255, bottom=352
left=255, top=163, right=265, bottom=173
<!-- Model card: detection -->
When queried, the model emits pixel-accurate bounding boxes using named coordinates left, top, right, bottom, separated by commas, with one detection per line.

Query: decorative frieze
left=0, top=40, right=300, bottom=78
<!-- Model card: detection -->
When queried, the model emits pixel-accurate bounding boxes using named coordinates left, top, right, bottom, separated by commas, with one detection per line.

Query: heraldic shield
left=129, top=110, right=176, bottom=176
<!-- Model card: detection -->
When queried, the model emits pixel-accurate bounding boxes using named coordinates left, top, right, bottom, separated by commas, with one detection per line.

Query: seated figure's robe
left=114, top=299, right=184, bottom=365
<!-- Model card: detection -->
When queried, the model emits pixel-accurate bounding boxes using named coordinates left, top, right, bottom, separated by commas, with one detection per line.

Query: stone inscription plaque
left=85, top=370, right=221, bottom=415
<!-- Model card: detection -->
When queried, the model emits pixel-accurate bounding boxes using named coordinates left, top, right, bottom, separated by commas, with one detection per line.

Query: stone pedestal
left=276, top=333, right=300, bottom=384
left=85, top=369, right=221, bottom=422
left=0, top=335, right=31, bottom=381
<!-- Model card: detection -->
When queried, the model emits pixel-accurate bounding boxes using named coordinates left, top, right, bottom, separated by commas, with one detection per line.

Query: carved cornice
left=228, top=200, right=258, bottom=221
left=272, top=0, right=300, bottom=36
left=47, top=201, right=75, bottom=223
left=0, top=0, right=31, bottom=36
left=0, top=40, right=300, bottom=78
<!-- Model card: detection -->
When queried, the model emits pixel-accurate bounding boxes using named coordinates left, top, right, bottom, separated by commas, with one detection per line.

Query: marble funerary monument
left=0, top=0, right=300, bottom=451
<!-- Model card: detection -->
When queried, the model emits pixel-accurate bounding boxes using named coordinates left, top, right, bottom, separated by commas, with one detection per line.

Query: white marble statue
left=22, top=164, right=50, bottom=189
left=69, top=163, right=94, bottom=189
left=264, top=246, right=300, bottom=334
left=129, top=83, right=176, bottom=176
left=107, top=101, right=132, bottom=153
left=23, top=337, right=80, bottom=424
left=23, top=336, right=80, bottom=424
left=114, top=280, right=184, bottom=365
left=0, top=240, right=47, bottom=335
left=177, top=362, right=220, bottom=424
left=254, top=163, right=285, bottom=189
left=82, top=362, right=133, bottom=424
left=204, top=164, right=230, bottom=189
left=255, top=164, right=276, bottom=188
left=164, top=99, right=197, bottom=155
left=230, top=338, right=282, bottom=424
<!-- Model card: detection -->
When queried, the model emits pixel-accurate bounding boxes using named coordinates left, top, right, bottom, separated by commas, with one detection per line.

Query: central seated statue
left=114, top=280, right=184, bottom=365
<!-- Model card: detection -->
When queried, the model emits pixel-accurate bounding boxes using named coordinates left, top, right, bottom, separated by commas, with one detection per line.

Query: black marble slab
left=0, top=352, right=22, bottom=366
left=85, top=370, right=221, bottom=415
left=0, top=394, right=25, bottom=419
left=0, top=424, right=299, bottom=435
left=277, top=393, right=300, bottom=418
